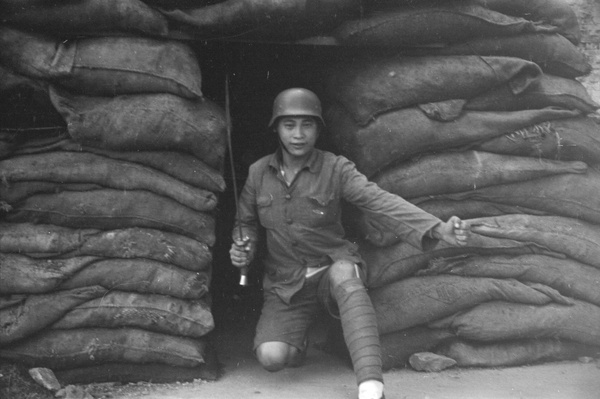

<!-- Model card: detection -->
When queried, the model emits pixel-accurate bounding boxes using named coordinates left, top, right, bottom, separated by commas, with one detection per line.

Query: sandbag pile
left=322, top=0, right=600, bottom=371
left=0, top=6, right=226, bottom=385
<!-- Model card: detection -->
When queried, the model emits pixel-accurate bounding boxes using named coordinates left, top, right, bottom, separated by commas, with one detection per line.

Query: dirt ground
left=96, top=320, right=600, bottom=399
left=2, top=289, right=599, bottom=399
left=40, top=289, right=596, bottom=399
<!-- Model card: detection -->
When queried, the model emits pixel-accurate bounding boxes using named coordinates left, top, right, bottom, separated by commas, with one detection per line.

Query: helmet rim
left=269, top=88, right=324, bottom=127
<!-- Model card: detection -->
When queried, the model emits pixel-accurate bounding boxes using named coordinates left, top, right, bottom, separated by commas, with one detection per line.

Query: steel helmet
left=268, top=88, right=325, bottom=127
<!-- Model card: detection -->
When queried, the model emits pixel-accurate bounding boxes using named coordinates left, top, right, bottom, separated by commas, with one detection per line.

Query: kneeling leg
left=256, top=341, right=304, bottom=371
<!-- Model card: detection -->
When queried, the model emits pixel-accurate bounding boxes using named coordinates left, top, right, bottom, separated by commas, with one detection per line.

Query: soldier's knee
left=256, top=342, right=292, bottom=372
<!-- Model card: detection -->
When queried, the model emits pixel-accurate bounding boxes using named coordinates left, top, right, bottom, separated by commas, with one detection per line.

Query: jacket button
left=285, top=218, right=293, bottom=224
left=285, top=194, right=291, bottom=200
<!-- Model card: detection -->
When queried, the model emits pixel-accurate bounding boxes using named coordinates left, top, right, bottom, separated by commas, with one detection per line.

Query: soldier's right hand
left=230, top=236, right=253, bottom=267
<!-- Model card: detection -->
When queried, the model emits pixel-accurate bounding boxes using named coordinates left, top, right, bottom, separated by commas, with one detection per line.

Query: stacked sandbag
left=0, top=11, right=225, bottom=384
left=321, top=0, right=600, bottom=371
left=153, top=0, right=360, bottom=42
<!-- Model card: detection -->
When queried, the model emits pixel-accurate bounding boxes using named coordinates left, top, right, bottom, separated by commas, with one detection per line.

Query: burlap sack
left=474, top=0, right=580, bottom=43
left=0, top=286, right=106, bottom=345
left=335, top=3, right=557, bottom=47
left=326, top=104, right=579, bottom=176
left=1, top=0, right=168, bottom=37
left=466, top=74, right=599, bottom=113
left=372, top=151, right=586, bottom=199
left=0, top=223, right=212, bottom=272
left=408, top=33, right=590, bottom=78
left=4, top=189, right=216, bottom=244
left=471, top=117, right=600, bottom=165
left=160, top=0, right=358, bottom=40
left=435, top=338, right=592, bottom=368
left=49, top=88, right=226, bottom=169
left=0, top=328, right=211, bottom=369
left=371, top=275, right=571, bottom=335
left=426, top=169, right=600, bottom=225
left=14, top=140, right=226, bottom=192
left=424, top=254, right=600, bottom=306
left=430, top=299, right=600, bottom=346
left=468, top=214, right=600, bottom=269
left=361, top=232, right=560, bottom=287
left=326, top=55, right=542, bottom=126
left=0, top=152, right=218, bottom=212
left=59, top=258, right=210, bottom=299
left=0, top=253, right=97, bottom=295
left=52, top=292, right=214, bottom=337
left=0, top=27, right=202, bottom=98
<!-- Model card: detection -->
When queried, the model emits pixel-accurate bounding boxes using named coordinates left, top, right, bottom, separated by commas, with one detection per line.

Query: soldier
left=230, top=88, right=469, bottom=399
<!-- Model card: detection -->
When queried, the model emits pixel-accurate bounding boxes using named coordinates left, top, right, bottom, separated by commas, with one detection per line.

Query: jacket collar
left=268, top=147, right=323, bottom=174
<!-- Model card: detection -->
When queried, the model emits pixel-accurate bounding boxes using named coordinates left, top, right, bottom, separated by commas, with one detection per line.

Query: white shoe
left=358, top=380, right=384, bottom=399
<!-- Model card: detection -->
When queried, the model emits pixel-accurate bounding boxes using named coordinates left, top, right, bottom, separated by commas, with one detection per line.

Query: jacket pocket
left=256, top=195, right=276, bottom=228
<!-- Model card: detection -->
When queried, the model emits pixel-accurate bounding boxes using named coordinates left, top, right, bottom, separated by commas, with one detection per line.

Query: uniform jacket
left=234, top=148, right=443, bottom=303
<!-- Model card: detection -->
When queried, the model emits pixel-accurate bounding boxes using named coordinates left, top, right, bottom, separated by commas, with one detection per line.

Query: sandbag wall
left=322, top=0, right=600, bottom=370
left=0, top=2, right=226, bottom=384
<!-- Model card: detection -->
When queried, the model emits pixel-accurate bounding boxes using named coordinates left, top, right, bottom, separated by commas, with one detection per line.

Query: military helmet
left=268, top=88, right=325, bottom=127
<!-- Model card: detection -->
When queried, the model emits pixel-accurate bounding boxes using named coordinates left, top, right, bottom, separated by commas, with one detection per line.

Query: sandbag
left=468, top=215, right=600, bottom=269
left=0, top=286, right=106, bottom=346
left=0, top=223, right=211, bottom=272
left=422, top=254, right=600, bottom=307
left=15, top=140, right=226, bottom=192
left=435, top=338, right=593, bottom=368
left=334, top=3, right=557, bottom=47
left=0, top=152, right=218, bottom=212
left=54, top=360, right=218, bottom=385
left=0, top=0, right=169, bottom=37
left=470, top=117, right=600, bottom=165
left=466, top=74, right=599, bottom=114
left=0, top=27, right=202, bottom=98
left=59, top=258, right=210, bottom=299
left=4, top=189, right=216, bottom=244
left=0, top=328, right=211, bottom=369
left=408, top=33, right=591, bottom=79
left=371, top=275, right=571, bottom=335
left=372, top=151, right=586, bottom=199
left=0, top=253, right=98, bottom=295
left=430, top=300, right=600, bottom=346
left=326, top=104, right=579, bottom=176
left=361, top=234, right=561, bottom=287
left=159, top=0, right=358, bottom=40
left=417, top=199, right=547, bottom=221
left=0, top=181, right=102, bottom=204
left=474, top=0, right=581, bottom=43
left=49, top=88, right=226, bottom=169
left=326, top=55, right=542, bottom=126
left=427, top=169, right=600, bottom=225
left=324, top=321, right=453, bottom=371
left=354, top=200, right=548, bottom=247
left=52, top=292, right=214, bottom=338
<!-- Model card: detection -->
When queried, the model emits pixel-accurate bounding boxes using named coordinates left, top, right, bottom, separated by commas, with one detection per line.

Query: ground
left=82, top=319, right=600, bottom=399
left=5, top=309, right=597, bottom=399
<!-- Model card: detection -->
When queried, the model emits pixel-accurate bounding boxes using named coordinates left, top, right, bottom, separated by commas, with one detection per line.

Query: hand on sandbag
left=432, top=216, right=470, bottom=247
left=230, top=236, right=255, bottom=268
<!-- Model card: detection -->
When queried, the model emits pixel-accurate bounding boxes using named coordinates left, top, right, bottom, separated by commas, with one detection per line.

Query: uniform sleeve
left=339, top=157, right=442, bottom=251
left=232, top=164, right=259, bottom=243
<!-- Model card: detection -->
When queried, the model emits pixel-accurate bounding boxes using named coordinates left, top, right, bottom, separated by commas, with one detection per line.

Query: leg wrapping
left=334, top=278, right=382, bottom=385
